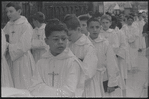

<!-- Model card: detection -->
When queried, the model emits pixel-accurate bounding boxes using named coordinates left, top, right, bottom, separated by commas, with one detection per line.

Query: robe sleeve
left=8, top=23, right=33, bottom=61
left=82, top=45, right=98, bottom=79
left=104, top=41, right=119, bottom=87
left=2, top=29, right=7, bottom=57
left=116, top=30, right=126, bottom=59
left=29, top=59, right=80, bottom=97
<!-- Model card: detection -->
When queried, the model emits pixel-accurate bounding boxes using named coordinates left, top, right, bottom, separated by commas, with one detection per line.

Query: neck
left=12, top=16, right=21, bottom=22
left=37, top=23, right=42, bottom=28
left=103, top=28, right=109, bottom=31
left=73, top=32, right=83, bottom=43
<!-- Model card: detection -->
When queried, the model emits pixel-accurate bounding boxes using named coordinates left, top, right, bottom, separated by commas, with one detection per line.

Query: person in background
left=3, top=2, right=35, bottom=89
left=87, top=17, right=120, bottom=97
left=31, top=12, right=48, bottom=63
left=63, top=14, right=98, bottom=97
left=78, top=15, right=90, bottom=36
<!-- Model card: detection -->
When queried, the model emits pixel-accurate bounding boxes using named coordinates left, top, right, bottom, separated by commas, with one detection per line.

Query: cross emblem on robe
left=48, top=71, right=59, bottom=87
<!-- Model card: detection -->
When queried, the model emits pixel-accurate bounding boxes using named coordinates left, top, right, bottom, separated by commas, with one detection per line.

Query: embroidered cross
left=48, top=71, right=59, bottom=87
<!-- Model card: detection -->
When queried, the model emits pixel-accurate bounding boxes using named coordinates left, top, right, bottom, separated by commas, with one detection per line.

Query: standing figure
left=87, top=17, right=120, bottom=97
left=3, top=2, right=35, bottom=89
left=63, top=14, right=99, bottom=97
left=31, top=12, right=48, bottom=63
left=28, top=19, right=81, bottom=97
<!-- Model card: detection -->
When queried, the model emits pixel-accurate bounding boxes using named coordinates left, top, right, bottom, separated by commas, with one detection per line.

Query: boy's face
left=80, top=20, right=88, bottom=36
left=127, top=18, right=134, bottom=26
left=6, top=7, right=21, bottom=21
left=45, top=30, right=68, bottom=56
left=101, top=19, right=111, bottom=31
left=67, top=28, right=80, bottom=42
left=87, top=21, right=101, bottom=40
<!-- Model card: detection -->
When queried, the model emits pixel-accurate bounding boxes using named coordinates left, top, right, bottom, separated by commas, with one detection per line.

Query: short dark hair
left=87, top=17, right=100, bottom=27
left=127, top=15, right=134, bottom=21
left=6, top=2, right=22, bottom=11
left=45, top=19, right=68, bottom=38
left=78, top=15, right=90, bottom=21
left=63, top=14, right=80, bottom=30
left=31, top=12, right=45, bottom=23
left=101, top=14, right=112, bottom=22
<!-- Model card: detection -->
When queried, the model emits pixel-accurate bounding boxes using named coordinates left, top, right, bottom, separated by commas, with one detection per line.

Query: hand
left=107, top=87, right=115, bottom=93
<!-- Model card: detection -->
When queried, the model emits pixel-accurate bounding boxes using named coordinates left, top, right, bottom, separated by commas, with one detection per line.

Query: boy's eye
left=61, top=37, right=67, bottom=41
left=53, top=38, right=59, bottom=41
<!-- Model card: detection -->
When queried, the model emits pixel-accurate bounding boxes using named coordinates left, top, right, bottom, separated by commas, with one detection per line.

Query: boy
left=63, top=14, right=98, bottom=97
left=3, top=2, right=35, bottom=89
left=1, top=29, right=14, bottom=87
left=87, top=17, right=120, bottom=97
left=31, top=12, right=48, bottom=63
left=100, top=15, right=119, bottom=55
left=28, top=19, right=81, bottom=97
left=78, top=15, right=90, bottom=36
left=121, top=16, right=139, bottom=72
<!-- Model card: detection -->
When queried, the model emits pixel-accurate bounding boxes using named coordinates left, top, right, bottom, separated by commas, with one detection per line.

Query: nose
left=59, top=39, right=63, bottom=44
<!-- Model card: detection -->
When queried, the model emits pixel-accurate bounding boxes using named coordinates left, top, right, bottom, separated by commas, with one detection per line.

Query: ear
left=77, top=27, right=81, bottom=32
left=18, top=9, right=22, bottom=15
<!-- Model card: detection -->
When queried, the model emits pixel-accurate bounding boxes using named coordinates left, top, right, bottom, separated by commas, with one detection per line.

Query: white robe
left=89, top=35, right=120, bottom=97
left=28, top=48, right=81, bottom=97
left=31, top=23, right=48, bottom=63
left=114, top=28, right=127, bottom=90
left=100, top=28, right=119, bottom=54
left=133, top=20, right=146, bottom=49
left=69, top=34, right=98, bottom=97
left=1, top=29, right=14, bottom=87
left=121, top=24, right=139, bottom=70
left=3, top=16, right=35, bottom=89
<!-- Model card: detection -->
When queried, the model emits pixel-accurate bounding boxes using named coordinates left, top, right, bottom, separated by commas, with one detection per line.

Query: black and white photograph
left=1, top=1, right=148, bottom=98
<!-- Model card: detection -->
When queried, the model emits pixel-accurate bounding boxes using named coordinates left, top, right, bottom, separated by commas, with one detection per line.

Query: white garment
left=3, top=16, right=36, bottom=89
left=69, top=34, right=99, bottom=97
left=31, top=23, right=48, bottom=63
left=121, top=24, right=139, bottom=70
left=89, top=35, right=120, bottom=97
left=1, top=29, right=14, bottom=87
left=28, top=48, right=81, bottom=97
left=100, top=28, right=119, bottom=54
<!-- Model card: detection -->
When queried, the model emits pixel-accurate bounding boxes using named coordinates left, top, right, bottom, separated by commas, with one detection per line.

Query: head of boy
left=100, top=15, right=112, bottom=31
left=78, top=15, right=89, bottom=36
left=31, top=12, right=45, bottom=28
left=110, top=16, right=118, bottom=29
left=63, top=14, right=82, bottom=42
left=6, top=2, right=22, bottom=21
left=127, top=15, right=134, bottom=26
left=87, top=17, right=101, bottom=40
left=138, top=13, right=143, bottom=21
left=45, top=19, right=68, bottom=56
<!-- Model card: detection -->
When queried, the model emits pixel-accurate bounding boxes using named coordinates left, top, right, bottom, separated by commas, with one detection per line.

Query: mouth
left=58, top=46, right=64, bottom=50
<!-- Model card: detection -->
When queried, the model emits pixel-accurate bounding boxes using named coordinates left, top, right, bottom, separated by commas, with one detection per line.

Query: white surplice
left=133, top=20, right=146, bottom=49
left=100, top=28, right=119, bottom=54
left=89, top=35, right=120, bottom=97
left=28, top=48, right=81, bottom=97
left=31, top=23, right=48, bottom=63
left=114, top=28, right=127, bottom=90
left=69, top=34, right=98, bottom=97
left=1, top=29, right=14, bottom=87
left=3, top=16, right=36, bottom=89
left=121, top=24, right=139, bottom=70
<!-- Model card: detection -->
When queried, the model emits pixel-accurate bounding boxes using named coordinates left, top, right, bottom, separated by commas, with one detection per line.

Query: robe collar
left=34, top=23, right=46, bottom=30
left=89, top=35, right=106, bottom=43
left=42, top=47, right=75, bottom=60
left=8, top=16, right=28, bottom=25
left=74, top=34, right=89, bottom=45
left=100, top=28, right=114, bottom=33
